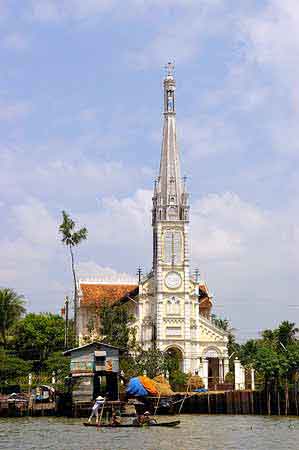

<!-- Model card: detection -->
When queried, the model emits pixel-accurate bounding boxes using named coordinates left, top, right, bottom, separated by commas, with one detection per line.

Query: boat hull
left=83, top=420, right=180, bottom=428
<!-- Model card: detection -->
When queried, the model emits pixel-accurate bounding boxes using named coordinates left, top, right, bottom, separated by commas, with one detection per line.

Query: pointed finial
left=194, top=268, right=200, bottom=283
left=164, top=61, right=175, bottom=78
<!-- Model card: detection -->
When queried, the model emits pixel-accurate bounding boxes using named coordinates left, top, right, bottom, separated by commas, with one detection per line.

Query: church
left=76, top=65, right=229, bottom=387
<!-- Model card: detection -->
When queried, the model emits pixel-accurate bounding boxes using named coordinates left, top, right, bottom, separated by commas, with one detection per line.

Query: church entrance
left=204, top=347, right=221, bottom=390
left=165, top=346, right=184, bottom=372
left=208, top=358, right=220, bottom=390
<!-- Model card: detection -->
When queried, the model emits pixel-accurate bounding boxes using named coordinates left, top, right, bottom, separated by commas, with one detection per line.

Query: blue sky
left=0, top=0, right=298, bottom=341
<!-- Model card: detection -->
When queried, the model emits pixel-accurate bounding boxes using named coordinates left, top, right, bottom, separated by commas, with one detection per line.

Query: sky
left=0, top=0, right=298, bottom=342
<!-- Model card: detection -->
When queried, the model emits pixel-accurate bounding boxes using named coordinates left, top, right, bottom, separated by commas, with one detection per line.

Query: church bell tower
left=152, top=63, right=191, bottom=372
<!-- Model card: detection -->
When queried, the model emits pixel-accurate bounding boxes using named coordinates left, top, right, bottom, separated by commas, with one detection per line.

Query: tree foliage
left=0, top=288, right=26, bottom=347
left=14, top=313, right=65, bottom=362
left=0, top=349, right=32, bottom=383
left=98, top=301, right=137, bottom=349
left=238, top=321, right=299, bottom=386
left=44, top=351, right=70, bottom=380
left=211, top=314, right=230, bottom=331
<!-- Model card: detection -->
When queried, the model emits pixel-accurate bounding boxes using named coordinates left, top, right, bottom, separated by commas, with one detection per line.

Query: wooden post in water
left=285, top=378, right=289, bottom=416
left=250, top=391, right=254, bottom=414
left=277, top=390, right=281, bottom=416
left=267, top=386, right=271, bottom=416
left=295, top=384, right=298, bottom=416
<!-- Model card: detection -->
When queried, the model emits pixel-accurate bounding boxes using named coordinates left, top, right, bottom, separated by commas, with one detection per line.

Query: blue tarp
left=193, top=388, right=208, bottom=393
left=126, top=377, right=148, bottom=396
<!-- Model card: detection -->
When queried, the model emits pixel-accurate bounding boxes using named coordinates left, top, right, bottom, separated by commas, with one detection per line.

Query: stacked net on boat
left=126, top=375, right=174, bottom=396
left=152, top=375, right=174, bottom=396
left=187, top=375, right=204, bottom=390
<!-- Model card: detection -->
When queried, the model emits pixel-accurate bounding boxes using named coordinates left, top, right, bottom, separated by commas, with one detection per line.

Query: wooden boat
left=83, top=420, right=180, bottom=428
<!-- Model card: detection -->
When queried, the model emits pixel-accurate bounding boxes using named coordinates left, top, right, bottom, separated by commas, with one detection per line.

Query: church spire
left=153, top=63, right=189, bottom=223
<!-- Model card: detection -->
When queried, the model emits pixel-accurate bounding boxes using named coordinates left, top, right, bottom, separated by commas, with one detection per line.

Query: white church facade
left=77, top=65, right=229, bottom=387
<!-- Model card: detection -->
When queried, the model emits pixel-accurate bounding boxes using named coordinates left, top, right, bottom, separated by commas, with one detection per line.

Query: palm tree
left=59, top=211, right=87, bottom=341
left=276, top=321, right=298, bottom=349
left=211, top=314, right=230, bottom=331
left=0, top=288, right=26, bottom=348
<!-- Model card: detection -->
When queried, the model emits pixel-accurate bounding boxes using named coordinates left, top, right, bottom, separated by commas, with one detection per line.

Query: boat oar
left=97, top=399, right=105, bottom=428
left=178, top=379, right=190, bottom=414
left=154, top=392, right=161, bottom=417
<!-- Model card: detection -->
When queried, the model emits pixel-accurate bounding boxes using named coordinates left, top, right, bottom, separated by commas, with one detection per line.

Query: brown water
left=1, top=415, right=299, bottom=450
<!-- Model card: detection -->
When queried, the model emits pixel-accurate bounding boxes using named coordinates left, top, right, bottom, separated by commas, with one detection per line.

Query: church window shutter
left=163, top=230, right=182, bottom=264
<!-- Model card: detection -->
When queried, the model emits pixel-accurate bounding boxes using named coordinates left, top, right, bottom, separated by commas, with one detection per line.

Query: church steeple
left=153, top=63, right=189, bottom=224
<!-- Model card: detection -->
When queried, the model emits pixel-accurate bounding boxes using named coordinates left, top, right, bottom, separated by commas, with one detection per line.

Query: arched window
left=167, top=296, right=180, bottom=315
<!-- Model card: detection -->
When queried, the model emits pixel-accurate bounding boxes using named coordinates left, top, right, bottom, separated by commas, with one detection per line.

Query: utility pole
left=137, top=266, right=143, bottom=284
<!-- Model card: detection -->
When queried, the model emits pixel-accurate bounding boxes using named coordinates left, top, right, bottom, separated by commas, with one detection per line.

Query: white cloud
left=191, top=192, right=268, bottom=261
left=81, top=189, right=152, bottom=248
left=0, top=199, right=57, bottom=283
left=232, top=0, right=299, bottom=155
left=0, top=147, right=151, bottom=204
left=180, top=116, right=241, bottom=159
left=241, top=0, right=299, bottom=74
left=190, top=192, right=299, bottom=310
left=78, top=261, right=133, bottom=280
left=11, top=198, right=58, bottom=247
left=127, top=2, right=227, bottom=67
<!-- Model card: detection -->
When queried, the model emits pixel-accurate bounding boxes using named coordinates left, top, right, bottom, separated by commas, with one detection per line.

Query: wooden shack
left=64, top=342, right=120, bottom=404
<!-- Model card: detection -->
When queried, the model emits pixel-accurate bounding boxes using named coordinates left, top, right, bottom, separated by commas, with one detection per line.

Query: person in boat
left=110, top=411, right=121, bottom=426
left=133, top=411, right=157, bottom=426
left=143, top=411, right=157, bottom=425
left=88, top=395, right=105, bottom=424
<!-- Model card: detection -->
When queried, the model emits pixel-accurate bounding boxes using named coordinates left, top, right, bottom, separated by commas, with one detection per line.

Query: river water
left=1, top=415, right=298, bottom=450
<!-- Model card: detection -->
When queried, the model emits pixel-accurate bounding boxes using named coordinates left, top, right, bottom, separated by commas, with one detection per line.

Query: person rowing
left=88, top=395, right=105, bottom=424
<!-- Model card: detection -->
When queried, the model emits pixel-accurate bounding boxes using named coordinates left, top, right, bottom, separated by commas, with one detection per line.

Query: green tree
left=276, top=321, right=299, bottom=349
left=239, top=339, right=259, bottom=367
left=239, top=321, right=299, bottom=391
left=0, top=288, right=26, bottom=348
left=0, top=349, right=32, bottom=384
left=210, top=314, right=239, bottom=370
left=14, top=313, right=65, bottom=363
left=44, top=351, right=70, bottom=381
left=134, top=348, right=171, bottom=378
left=211, top=314, right=230, bottom=331
left=98, top=301, right=137, bottom=349
left=59, top=211, right=88, bottom=340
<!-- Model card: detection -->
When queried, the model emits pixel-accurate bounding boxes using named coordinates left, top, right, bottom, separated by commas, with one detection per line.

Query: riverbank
left=1, top=388, right=299, bottom=417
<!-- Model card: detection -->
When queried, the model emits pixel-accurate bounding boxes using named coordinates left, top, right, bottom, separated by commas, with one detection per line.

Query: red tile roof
left=80, top=283, right=138, bottom=306
left=199, top=284, right=208, bottom=295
